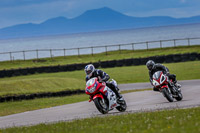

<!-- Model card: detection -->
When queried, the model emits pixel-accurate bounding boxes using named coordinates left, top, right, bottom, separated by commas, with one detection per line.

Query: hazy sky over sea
left=0, top=0, right=200, bottom=28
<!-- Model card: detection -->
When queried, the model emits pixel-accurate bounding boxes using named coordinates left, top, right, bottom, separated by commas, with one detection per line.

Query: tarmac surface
left=0, top=79, right=199, bottom=129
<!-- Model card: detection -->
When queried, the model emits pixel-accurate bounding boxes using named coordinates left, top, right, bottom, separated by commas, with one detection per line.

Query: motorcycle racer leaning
left=146, top=60, right=181, bottom=91
left=84, top=64, right=123, bottom=103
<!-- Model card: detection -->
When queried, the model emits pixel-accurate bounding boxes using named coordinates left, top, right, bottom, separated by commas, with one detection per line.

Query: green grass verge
left=0, top=45, right=200, bottom=70
left=0, top=94, right=88, bottom=116
left=0, top=61, right=199, bottom=97
left=0, top=89, right=150, bottom=116
left=2, top=107, right=200, bottom=132
left=0, top=76, right=84, bottom=96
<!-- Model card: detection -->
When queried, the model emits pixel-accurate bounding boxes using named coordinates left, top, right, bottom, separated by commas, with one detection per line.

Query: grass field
left=0, top=61, right=199, bottom=97
left=0, top=45, right=200, bottom=70
left=0, top=94, right=88, bottom=116
left=2, top=107, right=200, bottom=132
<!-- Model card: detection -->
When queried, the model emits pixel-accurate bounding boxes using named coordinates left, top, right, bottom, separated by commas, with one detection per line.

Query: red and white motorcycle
left=152, top=71, right=183, bottom=102
left=85, top=77, right=127, bottom=114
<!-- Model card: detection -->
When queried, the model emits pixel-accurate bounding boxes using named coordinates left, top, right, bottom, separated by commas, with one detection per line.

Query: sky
left=0, top=0, right=200, bottom=29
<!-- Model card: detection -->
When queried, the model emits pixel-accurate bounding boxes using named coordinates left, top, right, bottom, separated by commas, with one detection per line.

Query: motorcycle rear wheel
left=175, top=91, right=183, bottom=101
left=94, top=98, right=109, bottom=114
left=162, top=88, right=174, bottom=102
left=116, top=100, right=127, bottom=112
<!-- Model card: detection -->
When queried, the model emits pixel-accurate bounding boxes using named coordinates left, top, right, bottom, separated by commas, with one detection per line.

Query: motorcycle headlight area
left=87, top=83, right=97, bottom=93
left=152, top=80, right=159, bottom=86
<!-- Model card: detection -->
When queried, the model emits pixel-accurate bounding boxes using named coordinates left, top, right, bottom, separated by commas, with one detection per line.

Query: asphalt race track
left=0, top=80, right=199, bottom=129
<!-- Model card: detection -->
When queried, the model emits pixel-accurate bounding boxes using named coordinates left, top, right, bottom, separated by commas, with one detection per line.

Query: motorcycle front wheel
left=94, top=97, right=109, bottom=114
left=162, top=88, right=174, bottom=102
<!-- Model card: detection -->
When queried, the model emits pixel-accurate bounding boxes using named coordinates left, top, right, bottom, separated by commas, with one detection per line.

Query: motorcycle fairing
left=93, top=94, right=104, bottom=100
left=103, top=86, right=118, bottom=110
left=152, top=71, right=167, bottom=87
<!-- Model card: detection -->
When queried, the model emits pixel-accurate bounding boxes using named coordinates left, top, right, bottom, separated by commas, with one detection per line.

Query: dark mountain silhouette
left=0, top=7, right=200, bottom=39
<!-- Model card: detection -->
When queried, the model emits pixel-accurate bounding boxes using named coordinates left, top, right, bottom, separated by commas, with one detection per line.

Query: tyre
left=175, top=92, right=183, bottom=101
left=94, top=97, right=108, bottom=114
left=116, top=100, right=127, bottom=112
left=162, top=88, right=174, bottom=102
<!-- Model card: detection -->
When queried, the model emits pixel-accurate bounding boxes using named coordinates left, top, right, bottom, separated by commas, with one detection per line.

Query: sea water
left=0, top=23, right=200, bottom=61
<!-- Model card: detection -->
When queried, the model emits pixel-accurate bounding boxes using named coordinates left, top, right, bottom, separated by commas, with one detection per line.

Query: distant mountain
left=1, top=7, right=200, bottom=39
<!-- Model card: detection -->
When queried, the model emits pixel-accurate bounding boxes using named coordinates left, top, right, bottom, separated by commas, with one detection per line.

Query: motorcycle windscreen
left=86, top=78, right=96, bottom=87
left=153, top=71, right=162, bottom=80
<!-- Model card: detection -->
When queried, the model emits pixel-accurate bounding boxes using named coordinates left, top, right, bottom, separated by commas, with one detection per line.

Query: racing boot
left=113, top=87, right=124, bottom=104
left=116, top=93, right=124, bottom=104
left=173, top=81, right=181, bottom=91
left=175, top=83, right=181, bottom=88
left=175, top=83, right=181, bottom=92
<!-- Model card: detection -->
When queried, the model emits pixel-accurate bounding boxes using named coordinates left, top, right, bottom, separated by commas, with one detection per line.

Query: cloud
left=125, top=6, right=200, bottom=18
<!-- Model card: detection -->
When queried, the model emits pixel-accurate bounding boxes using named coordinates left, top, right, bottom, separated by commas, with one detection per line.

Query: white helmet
left=84, top=64, right=95, bottom=78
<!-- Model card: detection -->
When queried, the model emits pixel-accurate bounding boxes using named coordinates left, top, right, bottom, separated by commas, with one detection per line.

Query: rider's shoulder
left=154, top=63, right=164, bottom=67
left=96, top=69, right=102, bottom=73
